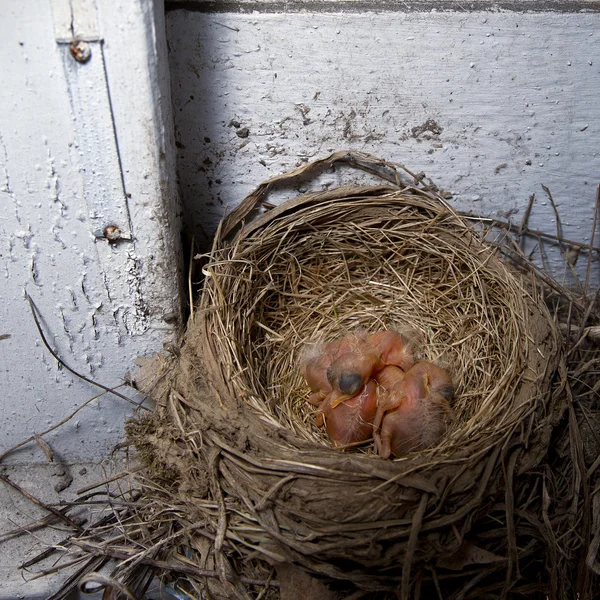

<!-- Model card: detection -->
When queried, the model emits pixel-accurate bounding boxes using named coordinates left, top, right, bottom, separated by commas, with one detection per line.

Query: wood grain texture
left=0, top=0, right=181, bottom=467
left=167, top=10, right=600, bottom=283
left=166, top=0, right=600, bottom=13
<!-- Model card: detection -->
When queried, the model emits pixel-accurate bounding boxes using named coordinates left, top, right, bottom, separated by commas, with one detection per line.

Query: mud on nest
left=128, top=152, right=567, bottom=597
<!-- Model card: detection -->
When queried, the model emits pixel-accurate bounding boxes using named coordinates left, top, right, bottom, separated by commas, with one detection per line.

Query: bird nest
left=128, top=152, right=568, bottom=598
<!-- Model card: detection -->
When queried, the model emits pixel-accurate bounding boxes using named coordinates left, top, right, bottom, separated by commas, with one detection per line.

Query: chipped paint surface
left=166, top=0, right=600, bottom=12
left=167, top=10, right=600, bottom=282
left=0, top=0, right=181, bottom=465
left=59, top=37, right=134, bottom=239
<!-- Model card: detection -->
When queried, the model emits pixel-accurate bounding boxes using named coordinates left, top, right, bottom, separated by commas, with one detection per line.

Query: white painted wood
left=71, top=0, right=100, bottom=39
left=0, top=0, right=181, bottom=470
left=1, top=1, right=181, bottom=594
left=0, top=0, right=182, bottom=594
left=60, top=42, right=134, bottom=239
left=166, top=9, right=600, bottom=283
left=97, top=0, right=183, bottom=320
left=49, top=0, right=75, bottom=40
left=51, top=0, right=101, bottom=42
left=165, top=0, right=600, bottom=14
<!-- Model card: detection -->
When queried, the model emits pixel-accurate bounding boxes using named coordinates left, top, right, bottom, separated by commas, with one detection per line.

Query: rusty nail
left=70, top=40, right=91, bottom=63
left=103, top=225, right=122, bottom=242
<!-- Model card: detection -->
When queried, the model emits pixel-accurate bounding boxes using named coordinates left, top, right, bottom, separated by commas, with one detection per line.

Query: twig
left=28, top=556, right=106, bottom=593
left=76, top=467, right=144, bottom=495
left=79, top=573, right=137, bottom=600
left=518, top=194, right=536, bottom=252
left=541, top=185, right=564, bottom=250
left=254, top=567, right=275, bottom=600
left=585, top=185, right=600, bottom=299
left=568, top=289, right=600, bottom=358
left=208, top=448, right=248, bottom=599
left=20, top=511, right=118, bottom=569
left=69, top=540, right=279, bottom=587
left=559, top=323, right=600, bottom=344
left=401, top=493, right=429, bottom=600
left=0, top=386, right=122, bottom=463
left=542, top=184, right=585, bottom=294
left=460, top=213, right=600, bottom=253
left=20, top=532, right=85, bottom=570
left=0, top=474, right=82, bottom=532
left=189, top=235, right=195, bottom=321
left=33, top=434, right=54, bottom=462
left=25, top=292, right=148, bottom=411
left=0, top=507, right=83, bottom=544
left=502, top=450, right=520, bottom=595
left=565, top=300, right=574, bottom=355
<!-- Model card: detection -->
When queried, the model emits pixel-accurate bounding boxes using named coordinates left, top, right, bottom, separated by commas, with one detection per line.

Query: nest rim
left=198, top=183, right=562, bottom=471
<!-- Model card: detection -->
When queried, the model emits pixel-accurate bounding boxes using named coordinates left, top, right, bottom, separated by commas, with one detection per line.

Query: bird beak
left=423, top=372, right=431, bottom=394
left=329, top=390, right=351, bottom=409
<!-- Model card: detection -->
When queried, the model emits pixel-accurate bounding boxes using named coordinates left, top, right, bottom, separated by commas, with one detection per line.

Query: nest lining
left=201, top=188, right=559, bottom=461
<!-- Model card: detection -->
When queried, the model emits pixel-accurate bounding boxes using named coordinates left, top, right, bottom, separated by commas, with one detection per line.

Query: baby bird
left=368, top=330, right=415, bottom=372
left=302, top=348, right=334, bottom=406
left=373, top=361, right=454, bottom=459
left=317, top=379, right=379, bottom=446
left=327, top=330, right=415, bottom=408
left=301, top=337, right=356, bottom=405
left=372, top=364, right=405, bottom=444
left=327, top=342, right=383, bottom=407
left=374, top=364, right=406, bottom=394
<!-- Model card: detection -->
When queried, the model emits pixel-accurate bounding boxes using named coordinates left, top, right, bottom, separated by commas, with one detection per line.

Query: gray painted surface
left=1, top=0, right=181, bottom=592
left=0, top=0, right=182, bottom=467
left=167, top=0, right=600, bottom=13
left=167, top=9, right=600, bottom=284
left=1, top=463, right=115, bottom=598
left=0, top=461, right=178, bottom=598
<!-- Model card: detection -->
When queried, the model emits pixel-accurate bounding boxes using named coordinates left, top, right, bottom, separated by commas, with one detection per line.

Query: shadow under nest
left=46, top=152, right=600, bottom=600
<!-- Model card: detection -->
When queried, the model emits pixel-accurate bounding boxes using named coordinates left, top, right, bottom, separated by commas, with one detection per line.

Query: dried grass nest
left=131, top=152, right=568, bottom=598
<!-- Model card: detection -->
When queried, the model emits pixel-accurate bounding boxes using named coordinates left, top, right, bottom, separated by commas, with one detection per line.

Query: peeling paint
left=79, top=272, right=91, bottom=303
left=0, top=132, right=12, bottom=195
left=58, top=305, right=75, bottom=352
left=29, top=246, right=41, bottom=286
left=122, top=250, right=151, bottom=336
left=168, top=10, right=600, bottom=283
left=1, top=0, right=182, bottom=475
left=0, top=132, right=21, bottom=229
left=13, top=227, right=34, bottom=248
left=45, top=141, right=63, bottom=211
left=65, top=286, right=79, bottom=309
